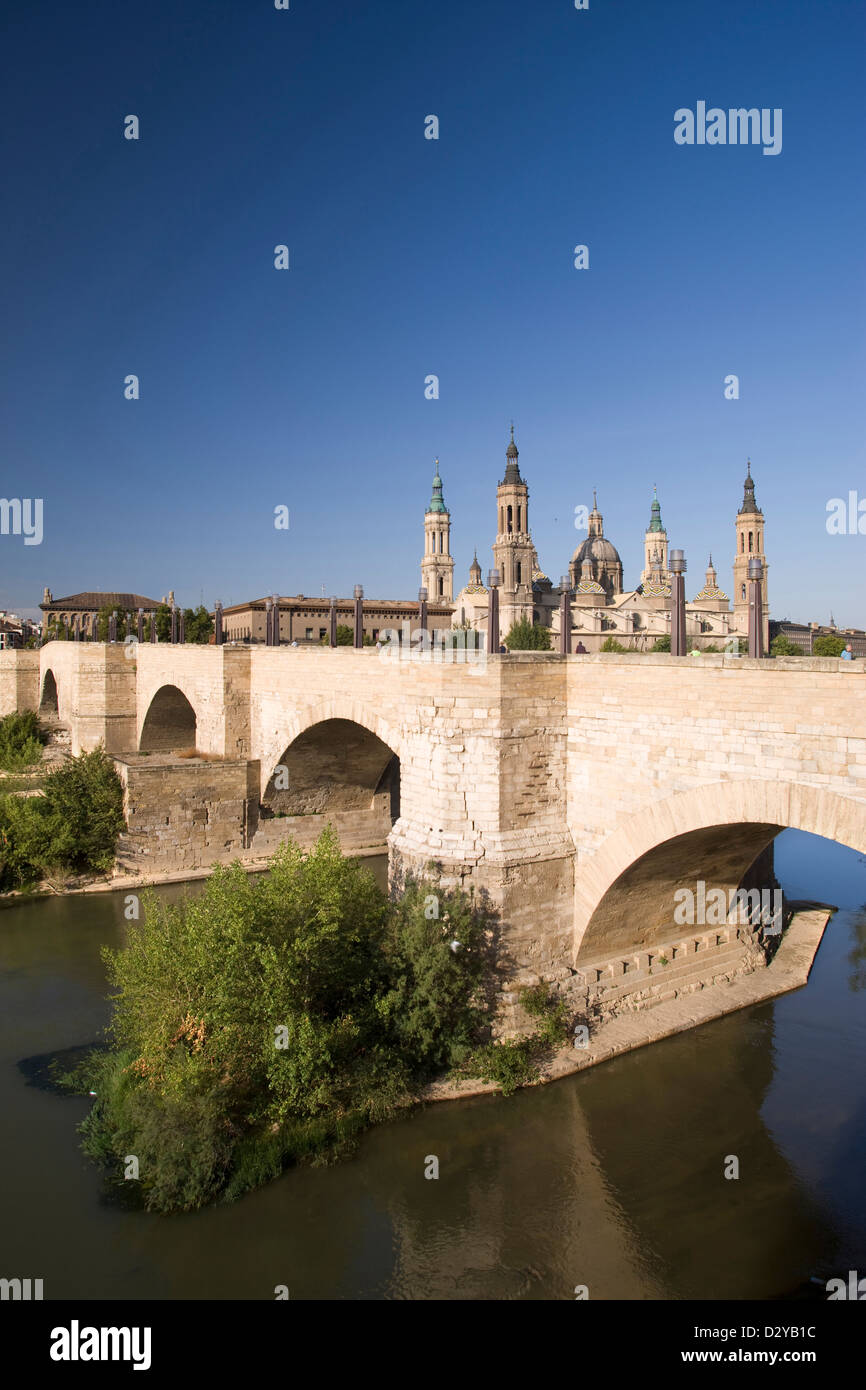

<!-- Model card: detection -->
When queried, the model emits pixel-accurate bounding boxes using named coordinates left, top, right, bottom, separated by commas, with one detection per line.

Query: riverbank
left=425, top=904, right=833, bottom=1103
left=0, top=842, right=389, bottom=901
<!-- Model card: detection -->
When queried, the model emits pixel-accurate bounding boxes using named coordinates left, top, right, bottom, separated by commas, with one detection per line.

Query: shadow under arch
left=575, top=779, right=866, bottom=962
left=139, top=684, right=197, bottom=753
left=39, top=669, right=58, bottom=717
left=262, top=717, right=399, bottom=825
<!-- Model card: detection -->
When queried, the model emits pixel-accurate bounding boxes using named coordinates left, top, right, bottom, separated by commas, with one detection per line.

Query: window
left=372, top=628, right=379, bottom=640
left=741, top=533, right=745, bottom=552
left=507, top=504, right=513, bottom=533
left=319, top=628, right=326, bottom=640
left=748, top=531, right=753, bottom=552
left=305, top=628, right=313, bottom=640
left=516, top=562, right=522, bottom=584
left=740, top=584, right=746, bottom=601
left=438, top=577, right=443, bottom=597
left=517, top=505, right=522, bottom=531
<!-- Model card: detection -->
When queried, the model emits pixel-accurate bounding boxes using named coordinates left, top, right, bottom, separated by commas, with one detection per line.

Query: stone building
left=219, top=594, right=454, bottom=645
left=39, top=589, right=164, bottom=638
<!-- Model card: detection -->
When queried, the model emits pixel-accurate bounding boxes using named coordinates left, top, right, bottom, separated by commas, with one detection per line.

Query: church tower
left=421, top=460, right=454, bottom=601
left=492, top=426, right=535, bottom=632
left=733, top=460, right=769, bottom=636
left=640, top=487, right=669, bottom=585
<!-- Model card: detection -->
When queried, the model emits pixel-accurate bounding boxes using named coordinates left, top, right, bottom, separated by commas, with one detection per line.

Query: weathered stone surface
left=2, top=646, right=865, bottom=1034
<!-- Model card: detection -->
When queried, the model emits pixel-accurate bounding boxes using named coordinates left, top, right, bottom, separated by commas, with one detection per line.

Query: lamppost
left=487, top=568, right=501, bottom=654
left=265, top=598, right=273, bottom=647
left=418, top=586, right=428, bottom=635
left=91, top=613, right=98, bottom=641
left=559, top=575, right=572, bottom=655
left=150, top=608, right=158, bottom=642
left=137, top=608, right=144, bottom=643
left=353, top=585, right=364, bottom=648
left=670, top=549, right=687, bottom=656
left=178, top=608, right=186, bottom=644
left=214, top=601, right=223, bottom=646
left=272, top=593, right=280, bottom=647
left=108, top=611, right=117, bottom=644
left=329, top=596, right=337, bottom=648
left=170, top=602, right=178, bottom=644
left=748, top=556, right=765, bottom=658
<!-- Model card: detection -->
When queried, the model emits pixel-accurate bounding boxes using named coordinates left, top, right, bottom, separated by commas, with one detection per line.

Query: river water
left=1, top=830, right=864, bottom=1300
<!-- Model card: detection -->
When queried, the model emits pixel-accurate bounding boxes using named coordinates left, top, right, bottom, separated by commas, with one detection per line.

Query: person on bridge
left=842, top=644, right=854, bottom=661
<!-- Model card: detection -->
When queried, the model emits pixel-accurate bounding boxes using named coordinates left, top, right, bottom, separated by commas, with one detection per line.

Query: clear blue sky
left=2, top=0, right=863, bottom=623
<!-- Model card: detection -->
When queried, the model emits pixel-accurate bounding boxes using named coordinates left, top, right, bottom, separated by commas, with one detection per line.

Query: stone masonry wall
left=114, top=756, right=260, bottom=874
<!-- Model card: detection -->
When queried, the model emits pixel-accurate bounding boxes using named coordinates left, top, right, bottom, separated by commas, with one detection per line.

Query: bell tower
left=421, top=460, right=454, bottom=601
left=641, top=486, right=669, bottom=585
left=492, top=426, right=535, bottom=632
left=733, top=460, right=768, bottom=638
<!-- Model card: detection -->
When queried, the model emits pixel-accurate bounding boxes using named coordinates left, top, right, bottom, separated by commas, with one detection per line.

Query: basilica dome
left=571, top=534, right=622, bottom=569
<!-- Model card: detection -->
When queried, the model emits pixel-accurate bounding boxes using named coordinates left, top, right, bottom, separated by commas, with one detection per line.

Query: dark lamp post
left=487, top=570, right=500, bottom=655
left=418, top=586, right=428, bottom=634
left=353, top=585, right=364, bottom=648
left=748, top=557, right=764, bottom=658
left=559, top=576, right=572, bottom=655
left=670, top=549, right=687, bottom=656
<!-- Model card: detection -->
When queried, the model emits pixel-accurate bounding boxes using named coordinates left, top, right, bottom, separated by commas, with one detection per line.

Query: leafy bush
left=0, top=711, right=47, bottom=771
left=601, top=636, right=627, bottom=652
left=812, top=635, right=846, bottom=657
left=651, top=635, right=671, bottom=652
left=770, top=634, right=800, bottom=657
left=0, top=746, right=125, bottom=888
left=69, top=830, right=499, bottom=1212
left=504, top=618, right=551, bottom=651
left=468, top=1037, right=538, bottom=1095
left=40, top=748, right=126, bottom=873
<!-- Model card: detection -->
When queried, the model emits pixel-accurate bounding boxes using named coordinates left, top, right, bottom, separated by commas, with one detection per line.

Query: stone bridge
left=3, top=643, right=865, bottom=1024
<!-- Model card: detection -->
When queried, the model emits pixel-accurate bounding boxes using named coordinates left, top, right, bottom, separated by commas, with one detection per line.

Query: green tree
left=96, top=606, right=128, bottom=642
left=0, top=711, right=47, bottom=771
left=504, top=618, right=551, bottom=651
left=41, top=748, right=126, bottom=874
left=0, top=745, right=125, bottom=888
left=601, top=636, right=627, bottom=652
left=770, top=634, right=800, bottom=657
left=183, top=605, right=214, bottom=644
left=153, top=604, right=172, bottom=642
left=67, top=830, right=498, bottom=1212
left=812, top=635, right=846, bottom=657
left=650, top=635, right=671, bottom=652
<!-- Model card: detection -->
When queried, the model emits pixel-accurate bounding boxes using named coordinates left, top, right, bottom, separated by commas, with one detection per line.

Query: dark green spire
left=427, top=459, right=448, bottom=514
left=647, top=484, right=664, bottom=532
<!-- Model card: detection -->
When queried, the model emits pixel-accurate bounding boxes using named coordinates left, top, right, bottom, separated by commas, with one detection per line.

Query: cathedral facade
left=428, top=432, right=769, bottom=653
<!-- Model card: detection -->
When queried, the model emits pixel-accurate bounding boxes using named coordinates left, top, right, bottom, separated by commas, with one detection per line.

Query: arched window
left=741, top=533, right=745, bottom=552
left=500, top=507, right=504, bottom=533
left=748, top=531, right=753, bottom=552
left=517, top=505, right=522, bottom=532
left=741, top=583, right=746, bottom=601
left=507, top=505, right=513, bottom=534
left=438, top=576, right=443, bottom=597
left=516, top=562, right=522, bottom=584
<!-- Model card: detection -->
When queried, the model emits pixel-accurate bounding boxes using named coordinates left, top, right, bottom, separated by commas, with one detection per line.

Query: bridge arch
left=39, top=668, right=59, bottom=717
left=139, top=684, right=197, bottom=753
left=261, top=713, right=400, bottom=824
left=574, top=779, right=866, bottom=963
